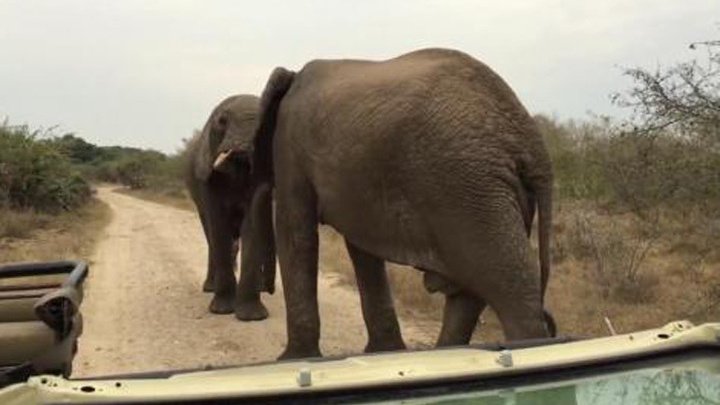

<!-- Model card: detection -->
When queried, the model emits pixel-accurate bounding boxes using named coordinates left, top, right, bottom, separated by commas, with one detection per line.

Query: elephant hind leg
left=544, top=309, right=557, bottom=337
left=477, top=262, right=549, bottom=341
left=346, top=240, right=405, bottom=353
left=435, top=201, right=549, bottom=342
left=423, top=271, right=484, bottom=347
left=275, top=178, right=322, bottom=360
left=437, top=292, right=485, bottom=347
left=492, top=299, right=549, bottom=341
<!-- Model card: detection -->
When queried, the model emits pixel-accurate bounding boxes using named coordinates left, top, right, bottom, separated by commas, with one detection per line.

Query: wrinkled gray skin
left=254, top=48, right=555, bottom=359
left=185, top=95, right=276, bottom=321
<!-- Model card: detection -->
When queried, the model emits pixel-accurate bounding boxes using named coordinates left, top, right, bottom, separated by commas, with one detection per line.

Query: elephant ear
left=251, top=67, right=296, bottom=184
left=195, top=109, right=229, bottom=182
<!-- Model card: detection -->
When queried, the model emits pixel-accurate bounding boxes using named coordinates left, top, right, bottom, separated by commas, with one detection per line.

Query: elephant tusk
left=213, top=150, right=232, bottom=169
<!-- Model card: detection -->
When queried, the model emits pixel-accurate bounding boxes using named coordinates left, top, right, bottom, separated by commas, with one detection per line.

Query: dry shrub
left=565, top=211, right=660, bottom=303
left=663, top=206, right=720, bottom=261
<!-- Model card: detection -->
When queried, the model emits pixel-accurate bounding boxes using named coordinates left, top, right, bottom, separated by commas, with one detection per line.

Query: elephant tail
left=253, top=67, right=296, bottom=183
left=536, top=182, right=552, bottom=301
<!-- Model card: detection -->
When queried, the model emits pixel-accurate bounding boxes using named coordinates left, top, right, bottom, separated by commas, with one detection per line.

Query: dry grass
left=0, top=199, right=112, bottom=265
left=549, top=201, right=720, bottom=338
left=0, top=208, right=53, bottom=239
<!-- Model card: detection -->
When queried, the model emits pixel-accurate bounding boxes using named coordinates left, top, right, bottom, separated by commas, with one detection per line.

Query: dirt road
left=72, top=187, right=435, bottom=377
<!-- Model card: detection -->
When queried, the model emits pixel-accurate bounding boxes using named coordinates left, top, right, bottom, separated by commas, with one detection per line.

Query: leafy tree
left=607, top=37, right=720, bottom=214
left=612, top=39, right=720, bottom=141
left=51, top=134, right=102, bottom=164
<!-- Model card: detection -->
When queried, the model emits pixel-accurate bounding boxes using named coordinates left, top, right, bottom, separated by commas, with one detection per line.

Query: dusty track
left=72, top=187, right=435, bottom=377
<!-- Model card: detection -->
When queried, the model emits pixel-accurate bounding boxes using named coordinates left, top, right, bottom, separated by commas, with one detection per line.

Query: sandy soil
left=72, top=187, right=436, bottom=378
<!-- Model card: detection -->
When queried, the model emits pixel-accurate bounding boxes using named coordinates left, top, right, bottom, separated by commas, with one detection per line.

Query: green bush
left=106, top=150, right=185, bottom=192
left=603, top=131, right=720, bottom=216
left=536, top=115, right=612, bottom=201
left=536, top=115, right=720, bottom=216
left=0, top=123, right=91, bottom=212
left=51, top=134, right=103, bottom=165
left=114, top=154, right=158, bottom=189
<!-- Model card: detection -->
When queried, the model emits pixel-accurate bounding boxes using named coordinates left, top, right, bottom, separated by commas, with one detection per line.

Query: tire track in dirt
left=72, top=187, right=435, bottom=377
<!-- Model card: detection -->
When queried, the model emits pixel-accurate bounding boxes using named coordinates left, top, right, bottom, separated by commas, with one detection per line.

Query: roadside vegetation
left=52, top=133, right=188, bottom=198
left=0, top=123, right=111, bottom=263
left=0, top=116, right=189, bottom=266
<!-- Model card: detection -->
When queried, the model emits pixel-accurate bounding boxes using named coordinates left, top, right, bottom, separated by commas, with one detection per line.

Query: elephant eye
left=217, top=114, right=229, bottom=127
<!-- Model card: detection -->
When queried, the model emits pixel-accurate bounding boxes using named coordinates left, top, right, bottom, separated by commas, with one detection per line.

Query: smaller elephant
left=185, top=95, right=276, bottom=321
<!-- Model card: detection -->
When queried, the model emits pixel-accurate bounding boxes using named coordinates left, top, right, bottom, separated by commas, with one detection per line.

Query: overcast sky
left=1, top=1, right=717, bottom=153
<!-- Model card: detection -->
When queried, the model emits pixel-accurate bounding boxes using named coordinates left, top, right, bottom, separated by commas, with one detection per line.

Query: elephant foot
left=277, top=345, right=322, bottom=361
left=544, top=309, right=557, bottom=337
left=209, top=294, right=235, bottom=314
left=202, top=278, right=214, bottom=293
left=234, top=300, right=269, bottom=321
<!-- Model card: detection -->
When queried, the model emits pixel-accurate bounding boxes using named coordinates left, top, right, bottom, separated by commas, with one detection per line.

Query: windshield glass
left=380, top=358, right=720, bottom=405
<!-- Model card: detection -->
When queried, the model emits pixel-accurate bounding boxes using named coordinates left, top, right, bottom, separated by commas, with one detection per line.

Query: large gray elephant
left=185, top=95, right=276, bottom=321
left=253, top=48, right=554, bottom=359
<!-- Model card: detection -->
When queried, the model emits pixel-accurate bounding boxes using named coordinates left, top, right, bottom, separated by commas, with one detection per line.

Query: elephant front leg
left=275, top=188, right=321, bottom=360
left=234, top=214, right=269, bottom=321
left=207, top=210, right=238, bottom=314
left=197, top=210, right=215, bottom=293
left=235, top=254, right=269, bottom=321
left=345, top=241, right=405, bottom=353
left=437, top=292, right=484, bottom=347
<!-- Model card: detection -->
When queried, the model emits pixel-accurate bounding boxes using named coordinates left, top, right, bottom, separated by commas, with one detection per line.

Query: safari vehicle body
left=0, top=310, right=719, bottom=404
left=0, top=261, right=87, bottom=387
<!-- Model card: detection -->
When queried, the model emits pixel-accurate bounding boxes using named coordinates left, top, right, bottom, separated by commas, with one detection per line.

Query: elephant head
left=195, top=95, right=259, bottom=188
